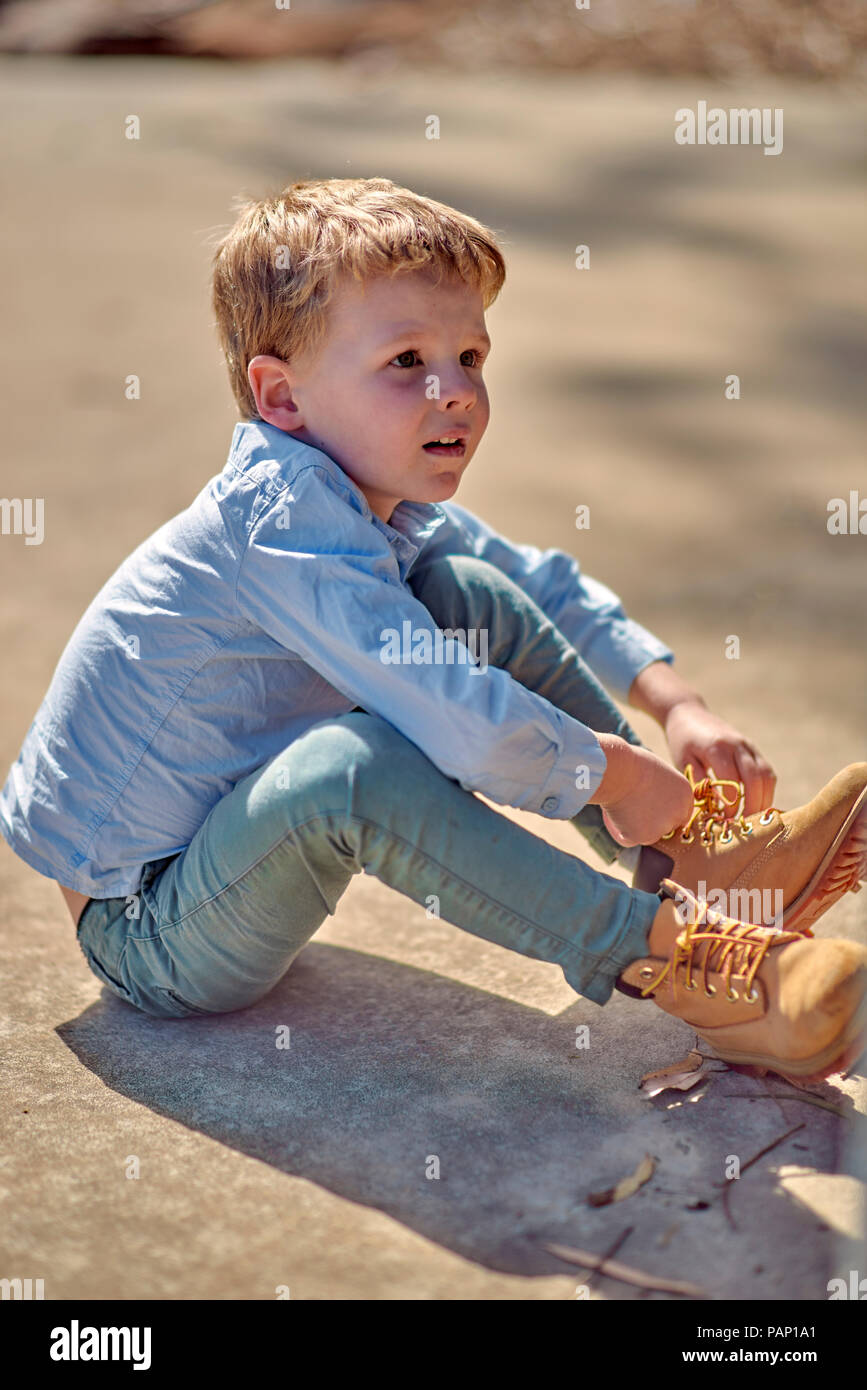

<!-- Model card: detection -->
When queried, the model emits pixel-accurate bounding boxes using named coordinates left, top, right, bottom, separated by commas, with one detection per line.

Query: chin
left=428, top=472, right=462, bottom=499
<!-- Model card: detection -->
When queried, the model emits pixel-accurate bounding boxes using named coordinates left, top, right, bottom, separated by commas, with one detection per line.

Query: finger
left=749, top=764, right=776, bottom=814
left=702, top=749, right=741, bottom=787
left=753, top=753, right=777, bottom=811
left=734, top=748, right=765, bottom=815
left=737, top=748, right=777, bottom=814
left=762, top=766, right=778, bottom=810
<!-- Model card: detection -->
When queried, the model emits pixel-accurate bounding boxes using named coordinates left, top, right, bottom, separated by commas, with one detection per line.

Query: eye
left=389, top=349, right=421, bottom=368
left=388, top=346, right=488, bottom=370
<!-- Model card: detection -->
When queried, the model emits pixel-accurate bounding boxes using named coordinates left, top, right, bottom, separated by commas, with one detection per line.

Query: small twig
left=720, top=1122, right=805, bottom=1231
left=544, top=1240, right=706, bottom=1298
left=583, top=1225, right=633, bottom=1291
left=738, top=1121, right=806, bottom=1177
left=719, top=1090, right=858, bottom=1122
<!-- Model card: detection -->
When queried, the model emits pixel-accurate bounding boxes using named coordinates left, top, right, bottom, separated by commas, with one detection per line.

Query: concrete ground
left=0, top=57, right=864, bottom=1300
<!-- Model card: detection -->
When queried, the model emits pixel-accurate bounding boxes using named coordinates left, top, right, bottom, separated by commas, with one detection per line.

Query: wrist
left=629, top=662, right=707, bottom=726
left=588, top=733, right=636, bottom=806
left=662, top=692, right=708, bottom=725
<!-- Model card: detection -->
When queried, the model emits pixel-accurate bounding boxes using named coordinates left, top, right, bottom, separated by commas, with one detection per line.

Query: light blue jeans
left=76, top=556, right=662, bottom=1019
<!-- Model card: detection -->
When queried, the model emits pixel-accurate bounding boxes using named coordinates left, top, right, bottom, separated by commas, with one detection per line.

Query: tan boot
left=617, top=880, right=867, bottom=1081
left=633, top=763, right=867, bottom=934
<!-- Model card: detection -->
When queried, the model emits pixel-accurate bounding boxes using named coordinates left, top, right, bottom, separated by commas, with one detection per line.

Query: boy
left=2, top=176, right=865, bottom=1082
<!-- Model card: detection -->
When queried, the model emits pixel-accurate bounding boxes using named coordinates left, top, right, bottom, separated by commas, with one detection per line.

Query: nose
left=439, top=372, right=480, bottom=414
left=435, top=362, right=480, bottom=411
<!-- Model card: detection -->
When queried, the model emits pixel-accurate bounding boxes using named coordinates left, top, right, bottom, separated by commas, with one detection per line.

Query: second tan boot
left=617, top=879, right=867, bottom=1082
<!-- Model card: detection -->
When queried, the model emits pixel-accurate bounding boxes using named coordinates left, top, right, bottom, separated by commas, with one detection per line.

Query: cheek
left=376, top=382, right=424, bottom=436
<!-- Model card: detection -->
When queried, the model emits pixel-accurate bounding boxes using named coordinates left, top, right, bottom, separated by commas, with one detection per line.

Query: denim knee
left=265, top=711, right=422, bottom=831
left=408, top=554, right=522, bottom=633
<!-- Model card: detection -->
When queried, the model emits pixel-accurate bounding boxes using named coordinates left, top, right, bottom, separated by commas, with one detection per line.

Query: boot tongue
left=660, top=881, right=769, bottom=981
left=633, top=844, right=674, bottom=893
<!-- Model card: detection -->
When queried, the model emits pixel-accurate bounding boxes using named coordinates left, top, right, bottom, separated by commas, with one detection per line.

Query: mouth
left=422, top=434, right=467, bottom=457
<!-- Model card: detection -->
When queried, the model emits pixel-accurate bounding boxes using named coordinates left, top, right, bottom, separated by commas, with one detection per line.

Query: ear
left=247, top=355, right=306, bottom=431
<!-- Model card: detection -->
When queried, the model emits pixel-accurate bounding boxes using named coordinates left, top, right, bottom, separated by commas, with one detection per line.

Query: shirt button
left=541, top=796, right=560, bottom=813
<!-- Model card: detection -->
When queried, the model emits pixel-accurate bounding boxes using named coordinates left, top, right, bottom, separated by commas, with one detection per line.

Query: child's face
left=248, top=267, right=491, bottom=522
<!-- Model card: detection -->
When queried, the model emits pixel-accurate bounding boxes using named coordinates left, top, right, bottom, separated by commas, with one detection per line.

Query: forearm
left=627, top=660, right=707, bottom=727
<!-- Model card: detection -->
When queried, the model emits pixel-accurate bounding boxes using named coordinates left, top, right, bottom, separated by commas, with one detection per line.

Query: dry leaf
left=587, top=1152, right=655, bottom=1207
left=640, top=1048, right=712, bottom=1098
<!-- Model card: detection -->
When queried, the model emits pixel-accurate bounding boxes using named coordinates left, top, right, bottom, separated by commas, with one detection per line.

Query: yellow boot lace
left=661, top=764, right=778, bottom=847
left=640, top=895, right=802, bottom=1004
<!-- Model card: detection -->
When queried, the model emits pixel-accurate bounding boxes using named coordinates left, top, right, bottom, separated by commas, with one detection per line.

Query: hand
left=590, top=735, right=694, bottom=847
left=664, top=702, right=776, bottom=815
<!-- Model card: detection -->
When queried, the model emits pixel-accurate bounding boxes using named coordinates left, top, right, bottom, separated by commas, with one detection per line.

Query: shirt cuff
left=532, top=718, right=608, bottom=819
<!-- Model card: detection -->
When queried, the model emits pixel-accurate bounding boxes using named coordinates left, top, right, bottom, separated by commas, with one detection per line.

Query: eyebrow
left=375, top=324, right=492, bottom=351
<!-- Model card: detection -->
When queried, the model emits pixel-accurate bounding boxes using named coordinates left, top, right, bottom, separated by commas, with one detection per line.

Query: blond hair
left=210, top=176, right=507, bottom=420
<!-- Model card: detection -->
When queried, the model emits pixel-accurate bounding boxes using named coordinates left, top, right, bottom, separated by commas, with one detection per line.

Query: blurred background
left=0, top=0, right=864, bottom=73
left=0, top=1, right=863, bottom=789
left=0, top=0, right=864, bottom=1302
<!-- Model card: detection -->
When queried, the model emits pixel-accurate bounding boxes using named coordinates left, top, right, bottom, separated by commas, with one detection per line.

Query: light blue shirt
left=0, top=420, right=673, bottom=898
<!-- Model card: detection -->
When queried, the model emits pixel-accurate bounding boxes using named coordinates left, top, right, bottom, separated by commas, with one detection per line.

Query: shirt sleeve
left=412, top=501, right=674, bottom=701
left=234, top=466, right=607, bottom=819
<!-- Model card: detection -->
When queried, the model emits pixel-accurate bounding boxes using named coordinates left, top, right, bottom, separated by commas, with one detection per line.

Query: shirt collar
left=231, top=419, right=448, bottom=581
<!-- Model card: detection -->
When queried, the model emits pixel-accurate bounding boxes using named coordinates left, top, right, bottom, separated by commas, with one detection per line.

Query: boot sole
left=781, top=787, right=867, bottom=934
left=698, top=998, right=867, bottom=1084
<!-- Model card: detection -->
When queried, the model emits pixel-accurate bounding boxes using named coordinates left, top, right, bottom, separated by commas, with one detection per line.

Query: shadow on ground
left=58, top=939, right=865, bottom=1298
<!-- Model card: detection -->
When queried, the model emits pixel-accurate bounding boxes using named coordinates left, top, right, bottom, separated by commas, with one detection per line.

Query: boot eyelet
left=684, top=980, right=698, bottom=991
left=758, top=811, right=774, bottom=826
left=744, top=987, right=760, bottom=1004
left=681, top=832, right=695, bottom=845
left=719, top=827, right=733, bottom=845
left=726, top=988, right=739, bottom=1002
left=639, top=967, right=655, bottom=979
left=704, top=985, right=717, bottom=997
